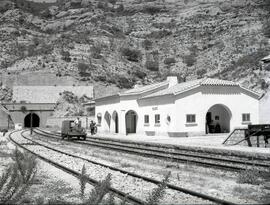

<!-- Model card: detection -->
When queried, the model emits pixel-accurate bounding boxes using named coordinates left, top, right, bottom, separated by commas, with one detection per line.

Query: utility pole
left=30, top=111, right=33, bottom=135
left=7, top=115, right=10, bottom=130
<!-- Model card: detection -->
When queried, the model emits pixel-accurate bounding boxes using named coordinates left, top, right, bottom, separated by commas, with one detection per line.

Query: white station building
left=95, top=77, right=262, bottom=137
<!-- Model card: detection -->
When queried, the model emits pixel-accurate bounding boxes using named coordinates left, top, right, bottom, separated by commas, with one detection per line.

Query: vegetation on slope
left=0, top=0, right=269, bottom=96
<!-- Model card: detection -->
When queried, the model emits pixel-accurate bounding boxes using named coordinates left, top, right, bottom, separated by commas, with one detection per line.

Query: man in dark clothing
left=90, top=120, right=96, bottom=135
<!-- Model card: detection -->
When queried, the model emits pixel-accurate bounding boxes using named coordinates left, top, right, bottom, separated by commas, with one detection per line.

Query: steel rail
left=8, top=130, right=146, bottom=205
left=36, top=128, right=270, bottom=161
left=86, top=136, right=270, bottom=161
left=33, top=129, right=269, bottom=171
left=81, top=138, right=269, bottom=168
left=26, top=130, right=237, bottom=205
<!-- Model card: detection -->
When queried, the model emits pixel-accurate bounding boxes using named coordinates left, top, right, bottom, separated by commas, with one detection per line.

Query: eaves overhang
left=95, top=94, right=120, bottom=102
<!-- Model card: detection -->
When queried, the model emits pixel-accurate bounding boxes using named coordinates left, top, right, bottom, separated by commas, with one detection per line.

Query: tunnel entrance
left=24, top=113, right=40, bottom=128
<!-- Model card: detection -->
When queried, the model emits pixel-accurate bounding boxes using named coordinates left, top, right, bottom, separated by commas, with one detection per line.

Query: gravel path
left=30, top=131, right=267, bottom=204
left=12, top=131, right=212, bottom=204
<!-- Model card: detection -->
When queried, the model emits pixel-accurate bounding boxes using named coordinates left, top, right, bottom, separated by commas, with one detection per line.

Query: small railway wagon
left=61, top=120, right=86, bottom=140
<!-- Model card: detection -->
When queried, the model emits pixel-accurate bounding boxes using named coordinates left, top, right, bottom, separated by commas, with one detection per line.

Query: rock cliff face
left=0, top=0, right=269, bottom=98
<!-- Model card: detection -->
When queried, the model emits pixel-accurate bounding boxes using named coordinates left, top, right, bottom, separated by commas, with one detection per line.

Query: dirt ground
left=1, top=131, right=270, bottom=204
left=0, top=132, right=90, bottom=204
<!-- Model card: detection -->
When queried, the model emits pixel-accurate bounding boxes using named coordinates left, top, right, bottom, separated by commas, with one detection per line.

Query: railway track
left=10, top=129, right=237, bottom=205
left=9, top=130, right=145, bottom=205
left=34, top=128, right=270, bottom=172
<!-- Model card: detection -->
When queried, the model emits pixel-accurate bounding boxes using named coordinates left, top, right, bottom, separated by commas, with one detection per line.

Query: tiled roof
left=200, top=78, right=238, bottom=86
left=95, top=81, right=169, bottom=101
left=142, top=78, right=258, bottom=99
left=13, top=86, right=93, bottom=103
left=121, top=81, right=169, bottom=95
left=142, top=79, right=202, bottom=98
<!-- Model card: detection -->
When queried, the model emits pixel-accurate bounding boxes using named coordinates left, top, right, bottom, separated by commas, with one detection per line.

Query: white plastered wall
left=259, top=91, right=270, bottom=124
left=95, top=96, right=141, bottom=135
left=173, top=86, right=259, bottom=135
left=95, top=86, right=260, bottom=136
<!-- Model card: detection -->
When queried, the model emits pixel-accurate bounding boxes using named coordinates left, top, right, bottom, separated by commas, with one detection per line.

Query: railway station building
left=95, top=77, right=262, bottom=137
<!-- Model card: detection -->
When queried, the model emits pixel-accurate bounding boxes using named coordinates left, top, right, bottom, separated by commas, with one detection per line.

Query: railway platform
left=87, top=132, right=270, bottom=155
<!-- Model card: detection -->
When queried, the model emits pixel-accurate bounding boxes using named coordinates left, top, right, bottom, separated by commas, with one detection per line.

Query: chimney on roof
left=167, top=76, right=178, bottom=88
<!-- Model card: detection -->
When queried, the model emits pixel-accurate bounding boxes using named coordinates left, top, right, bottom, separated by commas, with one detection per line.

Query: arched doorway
left=104, top=111, right=111, bottom=131
left=112, top=111, right=119, bottom=133
left=125, top=110, right=138, bottom=134
left=24, top=113, right=40, bottom=128
left=205, top=104, right=231, bottom=134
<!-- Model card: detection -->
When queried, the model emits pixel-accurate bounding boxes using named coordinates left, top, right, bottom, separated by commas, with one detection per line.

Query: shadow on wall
left=104, top=111, right=111, bottom=130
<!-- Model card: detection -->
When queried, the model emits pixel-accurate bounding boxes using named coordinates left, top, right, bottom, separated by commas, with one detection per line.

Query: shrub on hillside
left=164, top=57, right=176, bottom=65
left=94, top=75, right=107, bottom=82
left=182, top=54, right=196, bottom=67
left=14, top=0, right=55, bottom=15
left=196, top=68, right=207, bottom=78
left=108, top=0, right=117, bottom=5
left=116, top=76, right=134, bottom=89
left=0, top=1, right=13, bottom=13
left=264, top=64, right=270, bottom=71
left=0, top=87, right=12, bottom=102
left=91, top=45, right=102, bottom=59
left=263, top=20, right=270, bottom=38
left=116, top=4, right=124, bottom=13
left=260, top=79, right=269, bottom=90
left=147, top=29, right=172, bottom=39
left=36, top=44, right=53, bottom=56
left=97, top=1, right=108, bottom=11
left=40, top=8, right=52, bottom=19
left=60, top=91, right=79, bottom=104
left=78, top=63, right=90, bottom=76
left=101, top=24, right=124, bottom=37
left=121, top=47, right=141, bottom=62
left=142, top=5, right=165, bottom=15
left=152, top=21, right=176, bottom=30
left=61, top=50, right=71, bottom=62
left=142, top=39, right=153, bottom=50
left=221, top=50, right=269, bottom=77
left=145, top=60, right=159, bottom=71
left=133, top=69, right=147, bottom=79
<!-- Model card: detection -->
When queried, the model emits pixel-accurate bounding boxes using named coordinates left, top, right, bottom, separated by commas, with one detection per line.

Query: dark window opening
left=186, top=114, right=196, bottom=123
left=155, top=114, right=160, bottom=124
left=144, top=115, right=149, bottom=124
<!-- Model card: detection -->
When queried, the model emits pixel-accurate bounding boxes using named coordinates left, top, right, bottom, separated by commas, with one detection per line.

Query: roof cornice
left=120, top=81, right=169, bottom=97
left=95, top=94, right=120, bottom=102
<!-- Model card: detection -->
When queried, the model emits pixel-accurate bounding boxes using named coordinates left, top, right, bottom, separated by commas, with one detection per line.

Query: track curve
left=11, top=129, right=237, bottom=205
left=34, top=128, right=270, bottom=172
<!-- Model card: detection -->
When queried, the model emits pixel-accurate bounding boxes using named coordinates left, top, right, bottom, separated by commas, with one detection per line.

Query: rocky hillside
left=53, top=90, right=90, bottom=117
left=0, top=0, right=270, bottom=98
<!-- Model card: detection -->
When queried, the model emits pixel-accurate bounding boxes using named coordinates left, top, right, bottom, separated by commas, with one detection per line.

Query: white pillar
left=119, top=110, right=126, bottom=135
